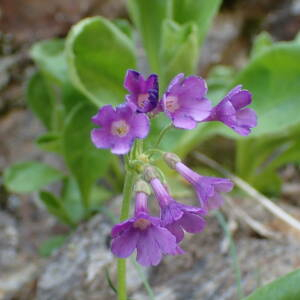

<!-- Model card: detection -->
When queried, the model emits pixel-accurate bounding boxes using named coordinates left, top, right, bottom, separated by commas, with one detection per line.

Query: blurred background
left=1, top=0, right=300, bottom=299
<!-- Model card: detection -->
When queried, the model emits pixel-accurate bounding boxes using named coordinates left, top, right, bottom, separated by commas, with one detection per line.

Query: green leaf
left=39, top=190, right=75, bottom=226
left=128, top=0, right=172, bottom=72
left=38, top=235, right=68, bottom=257
left=4, top=161, right=64, bottom=193
left=250, top=32, right=274, bottom=60
left=159, top=20, right=199, bottom=88
left=172, top=122, right=222, bottom=158
left=233, top=42, right=300, bottom=137
left=26, top=72, right=54, bottom=129
left=172, top=0, right=222, bottom=46
left=90, top=185, right=112, bottom=211
left=61, top=81, right=91, bottom=114
left=207, top=65, right=236, bottom=104
left=243, top=268, right=300, bottom=300
left=112, top=19, right=134, bottom=39
left=63, top=103, right=111, bottom=208
left=30, top=39, right=67, bottom=85
left=61, top=177, right=85, bottom=223
left=36, top=132, right=62, bottom=153
left=66, top=17, right=136, bottom=106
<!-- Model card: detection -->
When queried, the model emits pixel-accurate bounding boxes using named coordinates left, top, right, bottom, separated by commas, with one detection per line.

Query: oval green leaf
left=244, top=268, right=300, bottom=300
left=30, top=39, right=67, bottom=85
left=26, top=72, right=54, bottom=129
left=4, top=161, right=64, bottom=193
left=63, top=103, right=111, bottom=207
left=66, top=17, right=136, bottom=106
left=234, top=42, right=300, bottom=137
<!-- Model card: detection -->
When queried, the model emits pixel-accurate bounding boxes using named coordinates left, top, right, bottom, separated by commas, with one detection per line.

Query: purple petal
left=130, top=113, right=150, bottom=139
left=111, top=219, right=134, bottom=238
left=206, top=193, right=225, bottom=210
left=230, top=89, right=252, bottom=110
left=227, top=85, right=242, bottom=98
left=125, top=94, right=138, bottom=110
left=166, top=222, right=185, bottom=243
left=160, top=202, right=184, bottom=226
left=145, top=74, right=158, bottom=92
left=176, top=202, right=205, bottom=215
left=117, top=104, right=134, bottom=120
left=195, top=187, right=213, bottom=210
left=215, top=100, right=236, bottom=119
left=195, top=177, right=233, bottom=210
left=111, top=227, right=139, bottom=258
left=111, top=138, right=133, bottom=155
left=179, top=213, right=206, bottom=233
left=236, top=108, right=257, bottom=128
left=136, top=228, right=162, bottom=266
left=150, top=225, right=177, bottom=254
left=177, top=76, right=208, bottom=100
left=179, top=97, right=212, bottom=122
left=166, top=73, right=185, bottom=94
left=91, top=128, right=112, bottom=149
left=201, top=177, right=234, bottom=193
left=172, top=112, right=197, bottom=130
left=124, top=70, right=142, bottom=94
left=91, top=105, right=115, bottom=127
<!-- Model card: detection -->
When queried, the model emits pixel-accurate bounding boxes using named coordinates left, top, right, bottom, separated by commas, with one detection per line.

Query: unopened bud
left=163, top=152, right=181, bottom=169
left=134, top=179, right=151, bottom=195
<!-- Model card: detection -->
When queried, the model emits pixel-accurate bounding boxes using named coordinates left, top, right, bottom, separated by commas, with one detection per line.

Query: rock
left=34, top=213, right=300, bottom=300
left=0, top=212, right=19, bottom=268
left=36, top=214, right=144, bottom=300
left=0, top=212, right=39, bottom=300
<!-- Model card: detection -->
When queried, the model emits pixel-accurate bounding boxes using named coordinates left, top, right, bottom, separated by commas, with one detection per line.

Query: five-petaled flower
left=91, top=104, right=149, bottom=155
left=161, top=73, right=212, bottom=130
left=111, top=180, right=182, bottom=266
left=164, top=153, right=234, bottom=212
left=205, top=85, right=257, bottom=136
left=124, top=70, right=159, bottom=113
left=145, top=167, right=206, bottom=243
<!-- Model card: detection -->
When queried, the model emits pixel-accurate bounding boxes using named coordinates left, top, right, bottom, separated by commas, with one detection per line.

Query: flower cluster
left=91, top=69, right=257, bottom=266
left=91, top=70, right=257, bottom=155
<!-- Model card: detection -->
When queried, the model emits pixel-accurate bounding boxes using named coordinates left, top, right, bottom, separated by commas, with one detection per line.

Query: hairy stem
left=117, top=153, right=137, bottom=300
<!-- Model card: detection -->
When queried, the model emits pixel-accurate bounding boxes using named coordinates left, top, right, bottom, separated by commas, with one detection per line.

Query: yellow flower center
left=133, top=218, right=151, bottom=230
left=165, top=95, right=180, bottom=112
left=137, top=93, right=149, bottom=108
left=111, top=120, right=130, bottom=137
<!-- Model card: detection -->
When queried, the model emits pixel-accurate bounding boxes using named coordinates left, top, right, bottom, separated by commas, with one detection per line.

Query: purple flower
left=91, top=104, right=149, bottom=155
left=161, top=73, right=212, bottom=130
left=163, top=153, right=234, bottom=212
left=124, top=70, right=159, bottom=113
left=111, top=182, right=182, bottom=266
left=206, top=85, right=257, bottom=136
left=149, top=176, right=206, bottom=243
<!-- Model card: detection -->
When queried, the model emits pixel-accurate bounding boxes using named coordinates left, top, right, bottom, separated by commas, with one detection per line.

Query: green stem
left=117, top=156, right=137, bottom=300
left=155, top=123, right=172, bottom=147
left=111, top=155, right=124, bottom=191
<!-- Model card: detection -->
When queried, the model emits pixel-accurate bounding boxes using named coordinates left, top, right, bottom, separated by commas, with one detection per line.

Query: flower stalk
left=117, top=152, right=137, bottom=300
left=89, top=69, right=257, bottom=300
